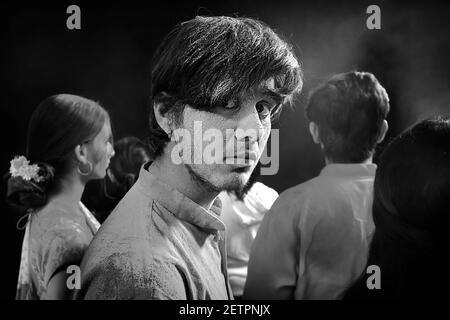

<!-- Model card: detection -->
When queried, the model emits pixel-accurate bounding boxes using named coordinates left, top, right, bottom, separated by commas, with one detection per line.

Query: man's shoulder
left=280, top=173, right=363, bottom=203
left=82, top=213, right=176, bottom=272
left=268, top=174, right=355, bottom=222
left=77, top=232, right=185, bottom=299
left=263, top=180, right=316, bottom=222
left=77, top=249, right=186, bottom=299
left=275, top=175, right=325, bottom=204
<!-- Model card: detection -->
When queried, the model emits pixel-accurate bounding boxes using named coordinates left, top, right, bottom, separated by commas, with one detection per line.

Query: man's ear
left=377, top=120, right=389, bottom=143
left=74, top=144, right=88, bottom=163
left=153, top=97, right=173, bottom=138
left=309, top=122, right=321, bottom=144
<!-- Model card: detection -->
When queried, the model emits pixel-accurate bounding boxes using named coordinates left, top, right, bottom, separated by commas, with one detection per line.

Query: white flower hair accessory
left=9, top=155, right=44, bottom=183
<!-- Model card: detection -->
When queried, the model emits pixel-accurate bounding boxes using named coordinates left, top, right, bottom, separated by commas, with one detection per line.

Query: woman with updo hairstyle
left=344, top=116, right=450, bottom=299
left=7, top=94, right=115, bottom=299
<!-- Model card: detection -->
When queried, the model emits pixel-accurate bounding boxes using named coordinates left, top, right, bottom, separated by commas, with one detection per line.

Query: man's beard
left=228, top=162, right=261, bottom=201
left=184, top=163, right=251, bottom=195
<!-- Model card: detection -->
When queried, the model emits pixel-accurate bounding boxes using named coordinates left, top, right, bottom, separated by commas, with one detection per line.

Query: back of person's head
left=344, top=116, right=450, bottom=299
left=108, top=136, right=150, bottom=190
left=147, top=15, right=303, bottom=159
left=374, top=116, right=450, bottom=243
left=305, top=71, right=390, bottom=163
left=7, top=94, right=110, bottom=211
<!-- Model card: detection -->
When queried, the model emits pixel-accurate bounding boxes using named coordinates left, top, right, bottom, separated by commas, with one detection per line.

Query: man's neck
left=325, top=156, right=373, bottom=165
left=149, top=149, right=219, bottom=210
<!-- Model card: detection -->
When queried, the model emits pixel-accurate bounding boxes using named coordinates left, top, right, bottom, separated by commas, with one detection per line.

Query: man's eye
left=223, top=101, right=240, bottom=111
left=256, top=101, right=271, bottom=118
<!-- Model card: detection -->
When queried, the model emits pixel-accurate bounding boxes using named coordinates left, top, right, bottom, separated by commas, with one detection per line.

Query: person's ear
left=74, top=144, right=89, bottom=164
left=153, top=95, right=174, bottom=138
left=377, top=120, right=389, bottom=143
left=309, top=122, right=321, bottom=144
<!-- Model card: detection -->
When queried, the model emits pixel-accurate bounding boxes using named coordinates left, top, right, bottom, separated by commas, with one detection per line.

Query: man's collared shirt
left=244, top=163, right=376, bottom=300
left=76, top=163, right=232, bottom=300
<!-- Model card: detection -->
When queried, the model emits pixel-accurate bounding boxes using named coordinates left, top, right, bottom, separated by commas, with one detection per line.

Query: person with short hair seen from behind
left=245, top=71, right=390, bottom=299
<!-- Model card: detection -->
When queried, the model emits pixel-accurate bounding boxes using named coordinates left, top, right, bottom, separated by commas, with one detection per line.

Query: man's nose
left=235, top=105, right=264, bottom=142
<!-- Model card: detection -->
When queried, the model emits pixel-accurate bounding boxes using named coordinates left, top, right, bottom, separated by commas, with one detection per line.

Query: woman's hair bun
left=6, top=162, right=55, bottom=212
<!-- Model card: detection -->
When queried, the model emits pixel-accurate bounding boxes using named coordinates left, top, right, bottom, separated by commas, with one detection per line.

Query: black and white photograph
left=1, top=0, right=449, bottom=310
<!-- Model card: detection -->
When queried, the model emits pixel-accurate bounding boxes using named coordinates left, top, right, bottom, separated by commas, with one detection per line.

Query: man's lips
left=223, top=150, right=258, bottom=163
left=233, top=151, right=258, bottom=161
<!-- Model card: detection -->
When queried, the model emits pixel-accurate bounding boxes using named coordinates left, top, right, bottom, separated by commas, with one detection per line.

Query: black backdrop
left=1, top=0, right=449, bottom=300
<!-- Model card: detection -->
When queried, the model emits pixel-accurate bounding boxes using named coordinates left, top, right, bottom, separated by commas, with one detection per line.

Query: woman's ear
left=309, top=122, right=321, bottom=144
left=74, top=144, right=89, bottom=164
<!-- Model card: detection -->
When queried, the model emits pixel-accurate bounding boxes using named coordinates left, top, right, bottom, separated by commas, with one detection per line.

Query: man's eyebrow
left=260, top=88, right=283, bottom=105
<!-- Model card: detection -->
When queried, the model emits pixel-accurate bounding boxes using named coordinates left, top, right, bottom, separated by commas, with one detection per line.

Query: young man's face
left=173, top=79, right=277, bottom=193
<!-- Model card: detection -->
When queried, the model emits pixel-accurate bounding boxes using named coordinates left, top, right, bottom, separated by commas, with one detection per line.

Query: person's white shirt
left=244, top=164, right=376, bottom=300
left=219, top=182, right=278, bottom=297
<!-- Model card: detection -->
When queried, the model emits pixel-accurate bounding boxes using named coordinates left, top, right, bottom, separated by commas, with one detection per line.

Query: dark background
left=1, top=0, right=449, bottom=300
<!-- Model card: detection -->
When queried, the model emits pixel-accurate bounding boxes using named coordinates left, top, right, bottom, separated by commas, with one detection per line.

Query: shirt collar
left=136, top=162, right=225, bottom=233
left=319, top=163, right=377, bottom=179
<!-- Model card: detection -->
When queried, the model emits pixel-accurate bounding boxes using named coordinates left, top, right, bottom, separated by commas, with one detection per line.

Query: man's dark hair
left=148, top=15, right=303, bottom=158
left=305, top=71, right=390, bottom=163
